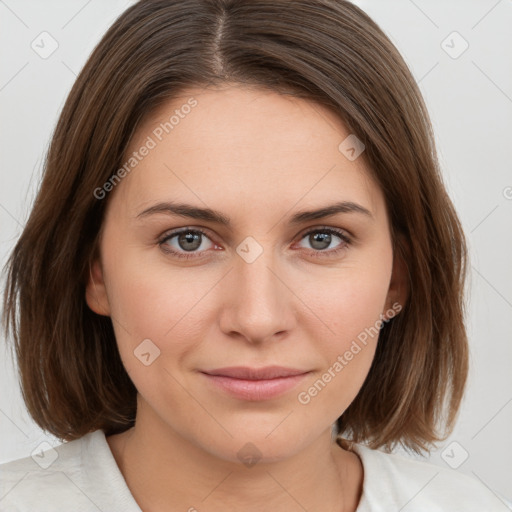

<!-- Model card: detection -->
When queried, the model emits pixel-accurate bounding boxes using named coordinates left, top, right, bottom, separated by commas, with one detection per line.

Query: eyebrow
left=136, top=200, right=373, bottom=226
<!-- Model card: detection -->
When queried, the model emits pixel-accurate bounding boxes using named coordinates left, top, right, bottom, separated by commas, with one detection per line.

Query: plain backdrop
left=1, top=0, right=511, bottom=503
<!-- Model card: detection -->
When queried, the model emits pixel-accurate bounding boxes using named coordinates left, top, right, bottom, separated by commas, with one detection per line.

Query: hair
left=2, top=0, right=468, bottom=453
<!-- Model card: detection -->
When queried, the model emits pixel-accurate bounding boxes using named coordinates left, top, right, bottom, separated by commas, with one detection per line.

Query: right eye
left=159, top=228, right=220, bottom=260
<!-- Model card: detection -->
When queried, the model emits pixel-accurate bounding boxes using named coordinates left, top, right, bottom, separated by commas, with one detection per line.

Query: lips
left=203, top=366, right=308, bottom=380
left=200, top=366, right=310, bottom=401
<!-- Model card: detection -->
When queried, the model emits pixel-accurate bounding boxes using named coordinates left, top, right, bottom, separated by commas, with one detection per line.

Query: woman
left=1, top=0, right=508, bottom=510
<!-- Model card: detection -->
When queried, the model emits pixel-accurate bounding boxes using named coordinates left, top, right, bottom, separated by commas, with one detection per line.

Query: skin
left=86, top=84, right=407, bottom=512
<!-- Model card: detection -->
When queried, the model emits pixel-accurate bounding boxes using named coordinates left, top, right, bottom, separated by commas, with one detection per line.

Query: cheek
left=102, top=248, right=221, bottom=373
left=297, top=252, right=392, bottom=343
left=294, top=256, right=392, bottom=413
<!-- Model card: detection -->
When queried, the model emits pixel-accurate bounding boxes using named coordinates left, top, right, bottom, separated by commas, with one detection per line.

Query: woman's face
left=87, top=84, right=403, bottom=462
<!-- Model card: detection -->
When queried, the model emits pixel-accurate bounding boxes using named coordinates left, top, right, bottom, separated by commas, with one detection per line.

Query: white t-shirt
left=0, top=429, right=510, bottom=511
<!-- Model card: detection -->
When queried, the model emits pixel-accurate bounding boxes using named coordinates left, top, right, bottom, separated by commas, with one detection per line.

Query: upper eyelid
left=159, top=226, right=215, bottom=242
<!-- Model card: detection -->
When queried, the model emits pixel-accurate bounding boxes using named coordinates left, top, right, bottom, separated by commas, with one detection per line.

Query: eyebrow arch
left=289, top=201, right=373, bottom=224
left=136, top=200, right=373, bottom=226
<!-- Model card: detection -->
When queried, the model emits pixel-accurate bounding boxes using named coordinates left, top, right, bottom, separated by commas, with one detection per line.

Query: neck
left=107, top=405, right=363, bottom=512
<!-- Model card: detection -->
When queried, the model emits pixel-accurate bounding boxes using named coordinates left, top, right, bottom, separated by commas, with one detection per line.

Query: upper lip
left=202, top=366, right=309, bottom=380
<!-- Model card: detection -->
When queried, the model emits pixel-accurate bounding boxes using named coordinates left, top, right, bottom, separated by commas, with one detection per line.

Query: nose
left=218, top=247, right=296, bottom=344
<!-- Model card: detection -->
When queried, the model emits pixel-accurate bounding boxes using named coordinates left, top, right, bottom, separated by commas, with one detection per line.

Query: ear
left=85, top=259, right=111, bottom=316
left=383, top=236, right=409, bottom=320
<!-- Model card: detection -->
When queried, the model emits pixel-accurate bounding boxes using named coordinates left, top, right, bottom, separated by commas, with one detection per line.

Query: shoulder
left=0, top=433, right=85, bottom=510
left=351, top=442, right=511, bottom=512
left=0, top=430, right=139, bottom=512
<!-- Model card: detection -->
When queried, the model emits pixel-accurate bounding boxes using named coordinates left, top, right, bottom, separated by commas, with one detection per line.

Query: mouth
left=200, top=366, right=311, bottom=401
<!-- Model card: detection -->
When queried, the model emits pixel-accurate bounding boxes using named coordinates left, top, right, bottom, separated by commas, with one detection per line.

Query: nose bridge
left=220, top=241, right=294, bottom=342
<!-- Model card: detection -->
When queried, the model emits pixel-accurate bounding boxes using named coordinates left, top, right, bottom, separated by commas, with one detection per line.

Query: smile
left=200, top=366, right=311, bottom=401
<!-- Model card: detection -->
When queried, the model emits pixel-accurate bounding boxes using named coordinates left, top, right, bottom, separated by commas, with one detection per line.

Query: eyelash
left=158, top=226, right=351, bottom=261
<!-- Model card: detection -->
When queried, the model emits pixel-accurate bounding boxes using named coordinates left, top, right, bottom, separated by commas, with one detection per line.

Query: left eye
left=297, top=228, right=350, bottom=252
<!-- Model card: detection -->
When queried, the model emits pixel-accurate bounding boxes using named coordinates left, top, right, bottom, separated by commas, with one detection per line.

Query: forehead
left=109, top=85, right=384, bottom=224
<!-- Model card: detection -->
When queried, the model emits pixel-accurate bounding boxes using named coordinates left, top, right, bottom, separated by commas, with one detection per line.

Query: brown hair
left=2, top=0, right=468, bottom=453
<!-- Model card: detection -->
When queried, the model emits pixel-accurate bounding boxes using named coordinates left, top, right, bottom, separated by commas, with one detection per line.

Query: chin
left=187, top=419, right=325, bottom=467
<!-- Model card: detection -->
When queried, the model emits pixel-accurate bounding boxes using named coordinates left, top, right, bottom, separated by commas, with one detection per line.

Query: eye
left=158, top=226, right=351, bottom=261
left=296, top=227, right=351, bottom=256
left=159, top=228, right=218, bottom=259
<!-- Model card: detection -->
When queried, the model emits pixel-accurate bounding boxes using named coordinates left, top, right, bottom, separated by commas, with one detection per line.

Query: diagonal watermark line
left=266, top=266, right=336, bottom=335
left=417, top=61, right=439, bottom=84
left=398, top=472, right=439, bottom=510
left=266, top=471, right=309, bottom=511
left=471, top=471, right=512, bottom=510
left=0, top=409, right=29, bottom=438
left=471, top=397, right=512, bottom=439
left=61, top=472, right=104, bottom=511
left=162, top=367, right=233, bottom=438
left=164, top=267, right=233, bottom=337
left=471, top=0, right=502, bottom=30
left=0, top=62, right=29, bottom=92
left=0, top=472, right=29, bottom=503
left=201, top=471, right=233, bottom=502
left=472, top=61, right=512, bottom=106
left=61, top=0, right=93, bottom=29
left=163, top=163, right=210, bottom=208
left=470, top=204, right=499, bottom=233
left=0, top=203, right=24, bottom=228
left=307, top=99, right=355, bottom=143
left=61, top=61, right=77, bottom=77
left=266, top=164, right=337, bottom=235
left=0, top=0, right=29, bottom=28
left=407, top=0, right=439, bottom=28
left=265, top=410, right=294, bottom=438
left=472, top=265, right=512, bottom=309
left=109, top=312, right=135, bottom=339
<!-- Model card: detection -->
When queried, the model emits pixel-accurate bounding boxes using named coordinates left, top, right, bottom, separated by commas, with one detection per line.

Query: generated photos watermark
left=297, top=301, right=402, bottom=405
left=93, top=97, right=198, bottom=200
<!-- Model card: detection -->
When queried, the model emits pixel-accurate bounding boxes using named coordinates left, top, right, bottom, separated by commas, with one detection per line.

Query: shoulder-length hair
left=2, top=0, right=468, bottom=453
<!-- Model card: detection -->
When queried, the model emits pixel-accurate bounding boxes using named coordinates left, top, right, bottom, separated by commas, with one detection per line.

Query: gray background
left=1, top=0, right=511, bottom=504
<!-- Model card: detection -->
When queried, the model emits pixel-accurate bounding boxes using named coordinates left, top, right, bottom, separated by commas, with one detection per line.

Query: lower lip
left=202, top=373, right=309, bottom=401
